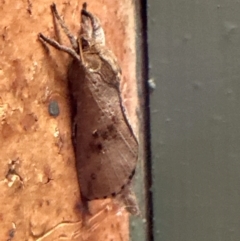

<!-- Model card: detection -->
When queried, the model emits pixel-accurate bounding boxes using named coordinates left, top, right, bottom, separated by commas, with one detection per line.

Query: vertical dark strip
left=139, top=0, right=153, bottom=240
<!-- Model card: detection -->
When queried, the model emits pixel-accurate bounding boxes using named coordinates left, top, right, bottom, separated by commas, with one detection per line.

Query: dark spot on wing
left=89, top=141, right=104, bottom=153
left=101, top=130, right=108, bottom=140
left=97, top=143, right=103, bottom=151
left=107, top=124, right=115, bottom=132
left=92, top=130, right=99, bottom=138
left=111, top=116, right=117, bottom=123
left=91, top=173, right=96, bottom=180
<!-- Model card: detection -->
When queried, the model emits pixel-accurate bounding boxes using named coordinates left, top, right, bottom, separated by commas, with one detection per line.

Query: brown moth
left=39, top=3, right=139, bottom=214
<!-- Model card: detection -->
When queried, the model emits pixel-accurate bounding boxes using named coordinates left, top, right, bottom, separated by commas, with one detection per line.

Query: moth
left=39, top=3, right=139, bottom=214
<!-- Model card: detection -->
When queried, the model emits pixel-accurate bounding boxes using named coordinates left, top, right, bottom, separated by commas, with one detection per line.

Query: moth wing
left=75, top=70, right=138, bottom=200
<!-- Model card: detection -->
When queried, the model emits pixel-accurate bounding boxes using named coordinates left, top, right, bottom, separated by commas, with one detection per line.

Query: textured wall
left=0, top=0, right=138, bottom=240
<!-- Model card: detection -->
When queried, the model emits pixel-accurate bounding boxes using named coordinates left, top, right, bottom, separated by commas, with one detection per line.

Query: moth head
left=79, top=4, right=105, bottom=50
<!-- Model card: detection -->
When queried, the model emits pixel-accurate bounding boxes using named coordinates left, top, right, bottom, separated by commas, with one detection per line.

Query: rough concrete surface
left=0, top=0, right=138, bottom=240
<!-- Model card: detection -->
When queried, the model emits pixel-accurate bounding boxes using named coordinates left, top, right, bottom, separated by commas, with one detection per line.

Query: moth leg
left=117, top=185, right=140, bottom=215
left=50, top=3, right=78, bottom=51
left=38, top=33, right=80, bottom=62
